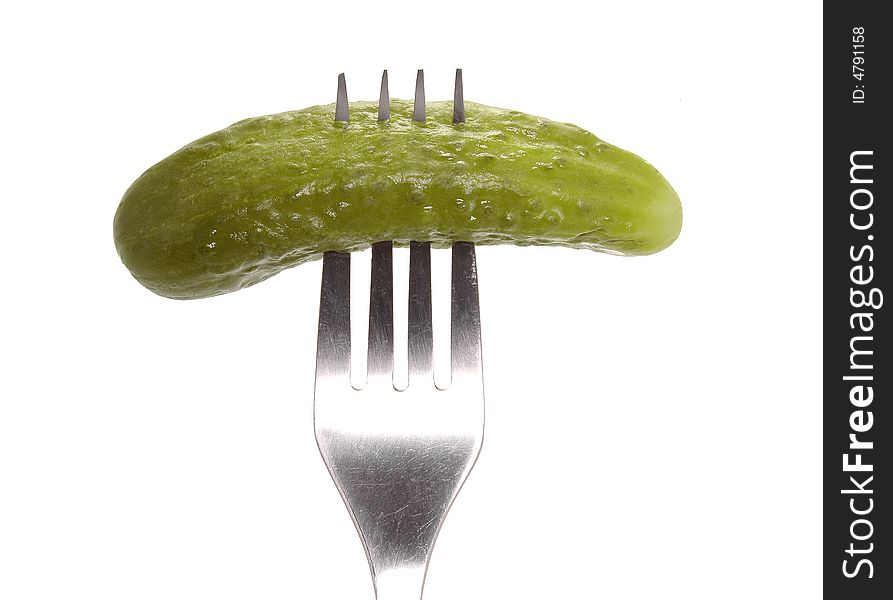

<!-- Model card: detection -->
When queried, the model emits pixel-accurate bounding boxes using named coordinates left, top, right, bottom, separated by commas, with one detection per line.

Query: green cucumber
left=113, top=100, right=682, bottom=299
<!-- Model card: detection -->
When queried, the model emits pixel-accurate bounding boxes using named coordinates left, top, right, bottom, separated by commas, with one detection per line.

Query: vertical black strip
left=825, top=4, right=889, bottom=597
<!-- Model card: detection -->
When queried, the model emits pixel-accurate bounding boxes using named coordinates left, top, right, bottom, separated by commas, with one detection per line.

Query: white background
left=0, top=1, right=822, bottom=598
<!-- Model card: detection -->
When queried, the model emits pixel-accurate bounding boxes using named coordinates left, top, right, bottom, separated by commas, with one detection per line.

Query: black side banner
left=824, top=4, right=889, bottom=598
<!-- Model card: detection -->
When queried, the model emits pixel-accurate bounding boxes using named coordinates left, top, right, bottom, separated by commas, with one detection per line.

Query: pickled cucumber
left=113, top=100, right=682, bottom=299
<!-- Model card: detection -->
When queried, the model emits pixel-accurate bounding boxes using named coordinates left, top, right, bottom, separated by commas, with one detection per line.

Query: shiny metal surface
left=314, top=242, right=484, bottom=600
left=378, top=70, right=390, bottom=122
left=317, top=70, right=482, bottom=600
left=335, top=73, right=349, bottom=122
left=452, top=68, right=465, bottom=124
left=413, top=69, right=426, bottom=123
left=408, top=242, right=434, bottom=380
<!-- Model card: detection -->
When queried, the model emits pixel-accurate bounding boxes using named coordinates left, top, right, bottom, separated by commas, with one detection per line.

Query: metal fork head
left=314, top=241, right=483, bottom=392
left=314, top=242, right=484, bottom=600
left=314, top=70, right=482, bottom=600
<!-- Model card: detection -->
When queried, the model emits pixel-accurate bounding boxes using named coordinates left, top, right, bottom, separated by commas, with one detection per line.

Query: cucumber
left=114, top=100, right=682, bottom=299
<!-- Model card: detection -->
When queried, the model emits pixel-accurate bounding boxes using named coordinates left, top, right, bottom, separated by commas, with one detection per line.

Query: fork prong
left=378, top=69, right=390, bottom=121
left=453, top=68, right=465, bottom=124
left=450, top=242, right=482, bottom=379
left=408, top=241, right=434, bottom=381
left=413, top=69, right=426, bottom=123
left=335, top=73, right=349, bottom=122
left=367, top=241, right=394, bottom=382
left=316, top=251, right=351, bottom=380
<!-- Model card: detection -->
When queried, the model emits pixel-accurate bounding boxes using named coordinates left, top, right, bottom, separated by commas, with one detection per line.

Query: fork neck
left=373, top=564, right=427, bottom=600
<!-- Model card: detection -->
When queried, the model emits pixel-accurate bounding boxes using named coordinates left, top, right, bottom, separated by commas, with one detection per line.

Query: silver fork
left=314, top=69, right=484, bottom=600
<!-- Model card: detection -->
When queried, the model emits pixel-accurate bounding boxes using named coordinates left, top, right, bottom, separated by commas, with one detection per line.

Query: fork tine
left=450, top=242, right=482, bottom=379
left=367, top=241, right=394, bottom=382
left=413, top=69, right=426, bottom=123
left=408, top=241, right=434, bottom=381
left=453, top=68, right=465, bottom=124
left=378, top=69, right=390, bottom=121
left=335, top=73, right=349, bottom=122
left=316, top=251, right=351, bottom=379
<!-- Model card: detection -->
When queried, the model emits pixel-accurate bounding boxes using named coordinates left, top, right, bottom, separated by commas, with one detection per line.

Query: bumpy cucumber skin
left=114, top=100, right=682, bottom=299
